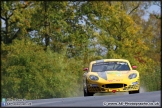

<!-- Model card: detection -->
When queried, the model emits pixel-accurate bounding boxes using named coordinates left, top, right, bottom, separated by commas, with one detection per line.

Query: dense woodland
left=1, top=1, right=161, bottom=99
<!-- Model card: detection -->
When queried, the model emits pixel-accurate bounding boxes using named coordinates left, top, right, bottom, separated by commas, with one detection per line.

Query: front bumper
left=87, top=79, right=140, bottom=93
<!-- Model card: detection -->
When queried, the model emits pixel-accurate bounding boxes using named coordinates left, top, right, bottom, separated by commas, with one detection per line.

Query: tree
left=1, top=1, right=35, bottom=44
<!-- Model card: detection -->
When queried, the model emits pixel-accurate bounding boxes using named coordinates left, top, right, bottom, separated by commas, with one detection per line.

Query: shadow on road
left=94, top=86, right=146, bottom=96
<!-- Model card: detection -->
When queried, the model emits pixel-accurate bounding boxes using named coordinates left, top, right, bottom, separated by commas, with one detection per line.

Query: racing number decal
left=123, top=85, right=138, bottom=90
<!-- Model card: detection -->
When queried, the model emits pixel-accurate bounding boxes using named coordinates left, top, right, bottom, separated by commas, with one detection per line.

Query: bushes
left=141, top=66, right=161, bottom=92
left=1, top=39, right=161, bottom=99
left=1, top=39, right=83, bottom=99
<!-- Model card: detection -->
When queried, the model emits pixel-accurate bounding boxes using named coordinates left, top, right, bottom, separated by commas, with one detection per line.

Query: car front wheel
left=83, top=82, right=94, bottom=96
left=129, top=89, right=139, bottom=94
left=84, top=88, right=94, bottom=96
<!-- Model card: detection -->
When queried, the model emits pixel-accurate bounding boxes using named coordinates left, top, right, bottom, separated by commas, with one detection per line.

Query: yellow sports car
left=83, top=59, right=140, bottom=96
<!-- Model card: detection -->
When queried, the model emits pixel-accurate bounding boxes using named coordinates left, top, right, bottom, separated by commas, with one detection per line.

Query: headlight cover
left=89, top=75, right=99, bottom=81
left=128, top=73, right=137, bottom=79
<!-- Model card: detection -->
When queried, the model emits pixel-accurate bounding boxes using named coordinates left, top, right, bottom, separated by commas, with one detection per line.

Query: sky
left=142, top=4, right=161, bottom=21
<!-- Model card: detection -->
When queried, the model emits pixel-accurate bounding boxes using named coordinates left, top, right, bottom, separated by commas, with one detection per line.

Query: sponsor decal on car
left=107, top=71, right=129, bottom=74
left=123, top=85, right=139, bottom=90
left=107, top=71, right=120, bottom=74
left=107, top=79, right=123, bottom=82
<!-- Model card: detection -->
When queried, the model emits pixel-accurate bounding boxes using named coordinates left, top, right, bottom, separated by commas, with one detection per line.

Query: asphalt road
left=25, top=91, right=161, bottom=107
left=19, top=91, right=161, bottom=107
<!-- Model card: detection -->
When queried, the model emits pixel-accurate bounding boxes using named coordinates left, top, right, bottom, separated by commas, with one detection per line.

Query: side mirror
left=132, top=66, right=137, bottom=69
left=83, top=68, right=88, bottom=71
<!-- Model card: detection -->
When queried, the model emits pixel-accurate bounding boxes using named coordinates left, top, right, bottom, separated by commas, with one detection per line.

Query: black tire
left=129, top=89, right=139, bottom=94
left=83, top=83, right=94, bottom=96
left=84, top=88, right=94, bottom=96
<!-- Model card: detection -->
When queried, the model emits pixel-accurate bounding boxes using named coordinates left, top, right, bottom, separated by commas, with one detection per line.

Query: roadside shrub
left=1, top=39, right=83, bottom=99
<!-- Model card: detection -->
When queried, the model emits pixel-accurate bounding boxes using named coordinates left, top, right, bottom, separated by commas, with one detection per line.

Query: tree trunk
left=44, top=1, right=50, bottom=50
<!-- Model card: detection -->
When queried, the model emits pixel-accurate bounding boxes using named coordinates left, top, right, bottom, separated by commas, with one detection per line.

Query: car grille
left=88, top=87, right=101, bottom=92
left=105, top=83, right=127, bottom=88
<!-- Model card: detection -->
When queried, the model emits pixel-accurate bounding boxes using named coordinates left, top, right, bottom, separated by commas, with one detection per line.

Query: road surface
left=2, top=91, right=161, bottom=107
left=23, top=91, right=161, bottom=107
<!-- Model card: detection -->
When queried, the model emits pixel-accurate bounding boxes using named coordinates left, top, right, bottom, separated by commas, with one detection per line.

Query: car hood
left=90, top=70, right=137, bottom=81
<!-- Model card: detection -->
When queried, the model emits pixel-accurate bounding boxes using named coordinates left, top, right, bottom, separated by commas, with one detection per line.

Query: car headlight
left=128, top=73, right=137, bottom=79
left=89, top=75, right=99, bottom=81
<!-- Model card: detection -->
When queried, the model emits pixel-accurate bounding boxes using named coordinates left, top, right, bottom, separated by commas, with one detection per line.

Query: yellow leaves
left=59, top=9, right=64, bottom=14
left=134, top=38, right=149, bottom=51
left=126, top=24, right=140, bottom=35
left=109, top=6, right=115, bottom=13
left=93, top=32, right=99, bottom=37
left=16, top=22, right=23, bottom=28
left=24, top=19, right=30, bottom=28
left=123, top=38, right=132, bottom=48
left=127, top=17, right=134, bottom=25
left=134, top=24, right=141, bottom=32
left=110, top=53, right=121, bottom=59
left=142, top=45, right=149, bottom=51
left=3, top=2, right=9, bottom=12
left=10, top=16, right=16, bottom=23
left=62, top=2, right=68, bottom=7
left=136, top=38, right=142, bottom=44
left=123, top=15, right=135, bottom=27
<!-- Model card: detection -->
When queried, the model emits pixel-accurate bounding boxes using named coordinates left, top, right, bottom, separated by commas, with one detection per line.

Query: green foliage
left=141, top=66, right=161, bottom=91
left=1, top=39, right=83, bottom=99
left=1, top=1, right=35, bottom=44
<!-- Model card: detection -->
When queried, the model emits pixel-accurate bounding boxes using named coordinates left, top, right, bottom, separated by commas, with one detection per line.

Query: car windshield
left=91, top=61, right=130, bottom=72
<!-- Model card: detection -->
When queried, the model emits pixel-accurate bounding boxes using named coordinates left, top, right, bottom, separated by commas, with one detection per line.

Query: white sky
left=142, top=4, right=161, bottom=21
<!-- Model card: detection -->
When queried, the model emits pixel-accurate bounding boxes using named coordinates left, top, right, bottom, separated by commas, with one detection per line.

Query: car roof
left=91, top=59, right=129, bottom=64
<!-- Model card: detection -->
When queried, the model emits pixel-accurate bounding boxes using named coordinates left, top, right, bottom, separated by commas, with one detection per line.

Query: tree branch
left=2, top=30, right=7, bottom=34
left=128, top=3, right=140, bottom=15
left=2, top=30, right=12, bottom=34
left=8, top=28, right=20, bottom=43
left=26, top=28, right=34, bottom=32
left=8, top=12, right=13, bottom=19
left=108, top=1, right=111, bottom=6
left=9, top=20, right=17, bottom=26
left=0, top=16, right=6, bottom=20
left=106, top=27, right=111, bottom=36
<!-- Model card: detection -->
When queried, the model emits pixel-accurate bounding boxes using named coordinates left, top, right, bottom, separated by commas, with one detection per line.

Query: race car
left=83, top=59, right=140, bottom=96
